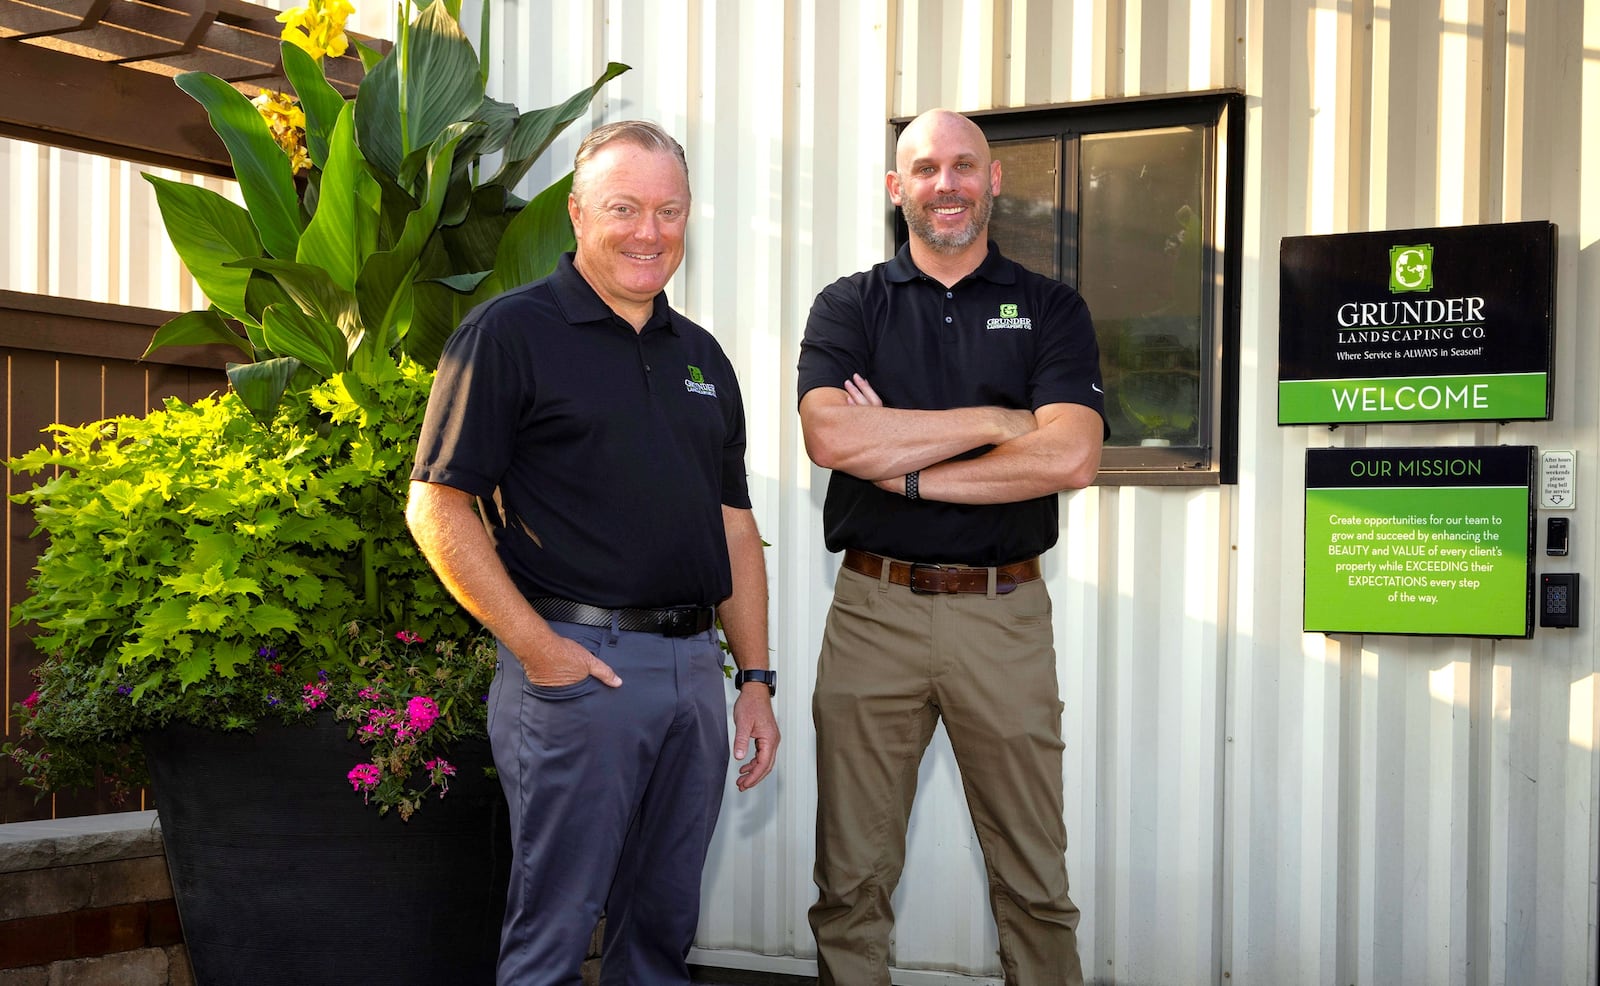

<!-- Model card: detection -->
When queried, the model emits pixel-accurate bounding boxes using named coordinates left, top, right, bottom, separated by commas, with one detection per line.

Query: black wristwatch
left=734, top=668, right=777, bottom=696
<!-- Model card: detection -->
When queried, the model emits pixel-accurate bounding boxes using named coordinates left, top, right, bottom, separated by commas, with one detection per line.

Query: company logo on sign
left=986, top=303, right=1032, bottom=331
left=1389, top=244, right=1434, bottom=293
left=685, top=364, right=717, bottom=397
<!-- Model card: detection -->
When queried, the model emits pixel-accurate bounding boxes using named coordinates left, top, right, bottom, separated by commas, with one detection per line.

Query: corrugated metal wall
left=5, top=1, right=1598, bottom=983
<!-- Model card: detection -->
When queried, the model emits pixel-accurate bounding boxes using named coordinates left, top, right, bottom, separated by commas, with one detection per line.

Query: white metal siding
left=6, top=1, right=1600, bottom=984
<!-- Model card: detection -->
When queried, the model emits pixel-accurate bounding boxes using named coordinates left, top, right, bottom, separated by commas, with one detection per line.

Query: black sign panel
left=1279, top=221, right=1555, bottom=424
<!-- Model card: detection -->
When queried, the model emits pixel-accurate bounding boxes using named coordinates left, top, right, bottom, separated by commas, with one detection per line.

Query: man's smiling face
left=569, top=143, right=690, bottom=321
left=888, top=110, right=1001, bottom=254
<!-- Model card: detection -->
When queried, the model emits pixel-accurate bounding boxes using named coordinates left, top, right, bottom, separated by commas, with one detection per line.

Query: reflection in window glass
left=1078, top=127, right=1205, bottom=448
left=989, top=137, right=1059, bottom=279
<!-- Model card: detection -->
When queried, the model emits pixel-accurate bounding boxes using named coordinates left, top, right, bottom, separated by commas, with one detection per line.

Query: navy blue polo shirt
left=797, top=242, right=1106, bottom=566
left=412, top=254, right=750, bottom=609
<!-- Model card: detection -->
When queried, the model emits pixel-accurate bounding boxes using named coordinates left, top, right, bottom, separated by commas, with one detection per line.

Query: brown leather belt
left=841, top=549, right=1041, bottom=596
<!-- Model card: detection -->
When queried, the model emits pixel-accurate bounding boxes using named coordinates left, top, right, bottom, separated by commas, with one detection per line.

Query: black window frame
left=892, top=89, right=1244, bottom=486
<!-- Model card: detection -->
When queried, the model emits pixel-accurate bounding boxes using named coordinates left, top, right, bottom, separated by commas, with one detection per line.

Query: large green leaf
left=297, top=103, right=379, bottom=292
left=427, top=271, right=494, bottom=293
left=242, top=272, right=291, bottom=344
left=391, top=112, right=489, bottom=223
left=143, top=309, right=254, bottom=361
left=354, top=38, right=386, bottom=72
left=243, top=603, right=300, bottom=636
left=434, top=98, right=519, bottom=226
left=280, top=41, right=348, bottom=169
left=368, top=169, right=420, bottom=251
left=493, top=172, right=575, bottom=291
left=262, top=304, right=346, bottom=379
left=227, top=357, right=301, bottom=422
left=437, top=128, right=497, bottom=226
left=432, top=186, right=512, bottom=273
left=142, top=175, right=263, bottom=322
left=175, top=72, right=304, bottom=260
left=469, top=96, right=520, bottom=160
left=407, top=279, right=472, bottom=369
left=355, top=123, right=473, bottom=354
left=225, top=257, right=357, bottom=332
left=354, top=0, right=484, bottom=181
left=486, top=62, right=630, bottom=190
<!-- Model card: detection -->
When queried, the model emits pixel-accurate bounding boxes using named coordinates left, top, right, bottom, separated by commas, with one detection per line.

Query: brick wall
left=0, top=811, right=192, bottom=986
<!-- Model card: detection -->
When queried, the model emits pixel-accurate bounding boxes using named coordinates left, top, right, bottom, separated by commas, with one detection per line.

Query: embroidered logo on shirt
left=685, top=364, right=718, bottom=397
left=986, top=303, right=1032, bottom=331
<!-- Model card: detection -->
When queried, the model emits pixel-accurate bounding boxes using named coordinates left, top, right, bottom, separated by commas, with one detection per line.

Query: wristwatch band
left=905, top=470, right=920, bottom=500
left=734, top=668, right=777, bottom=696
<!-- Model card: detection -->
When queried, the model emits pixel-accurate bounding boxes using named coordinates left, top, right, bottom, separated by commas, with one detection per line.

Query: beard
left=901, top=185, right=994, bottom=252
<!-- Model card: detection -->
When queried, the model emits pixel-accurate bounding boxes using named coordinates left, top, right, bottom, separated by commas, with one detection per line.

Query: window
left=895, top=91, right=1244, bottom=484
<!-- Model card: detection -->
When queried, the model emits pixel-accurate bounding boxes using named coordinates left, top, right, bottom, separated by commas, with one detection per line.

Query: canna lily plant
left=4, top=0, right=627, bottom=817
left=144, top=0, right=628, bottom=421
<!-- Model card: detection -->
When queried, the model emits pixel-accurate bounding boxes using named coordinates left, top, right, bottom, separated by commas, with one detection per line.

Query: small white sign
left=1541, top=450, right=1576, bottom=509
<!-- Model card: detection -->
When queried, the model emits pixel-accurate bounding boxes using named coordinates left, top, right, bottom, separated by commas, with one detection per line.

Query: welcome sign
left=1279, top=221, right=1555, bottom=424
left=1304, top=446, right=1536, bottom=638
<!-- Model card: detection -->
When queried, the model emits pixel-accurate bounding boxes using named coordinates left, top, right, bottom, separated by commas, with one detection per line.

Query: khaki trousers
left=809, top=561, right=1084, bottom=986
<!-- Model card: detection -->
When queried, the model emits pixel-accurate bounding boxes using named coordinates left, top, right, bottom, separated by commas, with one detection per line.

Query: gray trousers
left=489, top=621, right=729, bottom=985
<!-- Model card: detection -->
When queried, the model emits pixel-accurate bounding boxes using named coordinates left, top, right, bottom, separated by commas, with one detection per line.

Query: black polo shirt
left=412, top=253, right=750, bottom=609
left=797, top=242, right=1106, bottom=566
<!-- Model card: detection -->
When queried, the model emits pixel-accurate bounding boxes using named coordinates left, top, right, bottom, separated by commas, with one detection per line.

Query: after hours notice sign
left=1305, top=446, right=1536, bottom=638
left=1279, top=221, right=1555, bottom=425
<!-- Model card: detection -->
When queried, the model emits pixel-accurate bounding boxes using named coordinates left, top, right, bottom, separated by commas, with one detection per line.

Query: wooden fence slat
left=1, top=294, right=227, bottom=823
left=5, top=348, right=59, bottom=824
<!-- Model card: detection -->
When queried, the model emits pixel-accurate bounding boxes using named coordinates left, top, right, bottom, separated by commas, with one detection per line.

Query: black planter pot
left=144, top=716, right=509, bottom=986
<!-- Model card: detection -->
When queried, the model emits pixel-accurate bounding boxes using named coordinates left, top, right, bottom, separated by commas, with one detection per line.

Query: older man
left=408, top=120, right=779, bottom=986
left=798, top=108, right=1106, bottom=985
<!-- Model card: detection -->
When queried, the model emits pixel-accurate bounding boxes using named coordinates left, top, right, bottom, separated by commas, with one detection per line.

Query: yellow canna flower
left=252, top=90, right=313, bottom=175
left=276, top=0, right=354, bottom=62
left=274, top=6, right=309, bottom=31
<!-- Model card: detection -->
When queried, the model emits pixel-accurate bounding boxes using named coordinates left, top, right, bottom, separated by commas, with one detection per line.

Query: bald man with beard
left=796, top=108, right=1108, bottom=986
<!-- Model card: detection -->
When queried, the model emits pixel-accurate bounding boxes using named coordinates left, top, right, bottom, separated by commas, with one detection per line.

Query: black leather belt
left=529, top=596, right=715, bottom=638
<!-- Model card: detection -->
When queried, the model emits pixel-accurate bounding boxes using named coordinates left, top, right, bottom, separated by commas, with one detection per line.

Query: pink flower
left=21, top=691, right=40, bottom=715
left=395, top=630, right=424, bottom=645
left=347, top=763, right=381, bottom=793
left=358, top=687, right=383, bottom=701
left=406, top=695, right=440, bottom=733
left=424, top=758, right=456, bottom=797
left=302, top=683, right=328, bottom=710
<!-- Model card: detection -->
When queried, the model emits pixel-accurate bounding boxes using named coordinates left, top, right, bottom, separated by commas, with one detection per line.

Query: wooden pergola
left=1, top=0, right=386, bottom=176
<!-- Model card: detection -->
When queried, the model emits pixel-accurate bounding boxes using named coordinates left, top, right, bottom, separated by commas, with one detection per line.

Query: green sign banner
left=1279, top=221, right=1555, bottom=425
left=1304, top=446, right=1536, bottom=638
left=1279, top=372, right=1548, bottom=424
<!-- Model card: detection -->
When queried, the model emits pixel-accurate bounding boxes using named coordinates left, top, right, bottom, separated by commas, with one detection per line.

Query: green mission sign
left=1304, top=446, right=1536, bottom=638
left=1279, top=221, right=1555, bottom=424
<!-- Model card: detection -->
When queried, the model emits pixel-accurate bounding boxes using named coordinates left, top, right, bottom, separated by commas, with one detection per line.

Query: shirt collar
left=884, top=240, right=1017, bottom=286
left=549, top=252, right=678, bottom=334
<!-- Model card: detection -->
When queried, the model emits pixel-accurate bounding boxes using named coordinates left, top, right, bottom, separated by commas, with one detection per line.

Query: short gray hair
left=571, top=120, right=690, bottom=204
